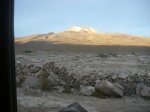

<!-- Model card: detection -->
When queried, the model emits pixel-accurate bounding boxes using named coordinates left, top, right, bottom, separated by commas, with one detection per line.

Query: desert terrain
left=16, top=50, right=150, bottom=112
left=15, top=27, right=150, bottom=112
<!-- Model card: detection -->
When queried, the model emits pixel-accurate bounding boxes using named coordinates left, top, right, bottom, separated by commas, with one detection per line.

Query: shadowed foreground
left=15, top=42, right=150, bottom=54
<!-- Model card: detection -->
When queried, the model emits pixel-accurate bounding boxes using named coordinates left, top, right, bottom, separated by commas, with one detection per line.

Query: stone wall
left=16, top=61, right=150, bottom=96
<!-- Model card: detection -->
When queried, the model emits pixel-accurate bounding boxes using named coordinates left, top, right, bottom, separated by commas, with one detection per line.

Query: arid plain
left=15, top=27, right=150, bottom=112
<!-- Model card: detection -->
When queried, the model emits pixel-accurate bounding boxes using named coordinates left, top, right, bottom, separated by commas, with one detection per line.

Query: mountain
left=15, top=26, right=150, bottom=46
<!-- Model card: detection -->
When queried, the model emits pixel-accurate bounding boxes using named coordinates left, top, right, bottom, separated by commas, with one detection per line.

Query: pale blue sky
left=15, top=0, right=150, bottom=37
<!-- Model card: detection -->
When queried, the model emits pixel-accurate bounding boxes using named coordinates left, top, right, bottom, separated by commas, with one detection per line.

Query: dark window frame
left=0, top=0, right=17, bottom=112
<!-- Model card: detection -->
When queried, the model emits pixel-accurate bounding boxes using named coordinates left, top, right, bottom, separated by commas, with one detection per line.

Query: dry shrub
left=40, top=72, right=51, bottom=91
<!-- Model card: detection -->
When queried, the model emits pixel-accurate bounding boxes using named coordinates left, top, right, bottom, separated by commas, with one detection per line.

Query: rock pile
left=16, top=61, right=150, bottom=97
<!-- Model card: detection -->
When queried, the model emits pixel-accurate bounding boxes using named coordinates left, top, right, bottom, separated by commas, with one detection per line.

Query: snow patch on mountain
left=67, top=26, right=100, bottom=33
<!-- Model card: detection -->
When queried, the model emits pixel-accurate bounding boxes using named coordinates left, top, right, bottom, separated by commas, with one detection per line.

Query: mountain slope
left=15, top=26, right=150, bottom=46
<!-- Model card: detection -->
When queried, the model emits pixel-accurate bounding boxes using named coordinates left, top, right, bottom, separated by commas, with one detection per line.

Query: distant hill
left=15, top=26, right=150, bottom=46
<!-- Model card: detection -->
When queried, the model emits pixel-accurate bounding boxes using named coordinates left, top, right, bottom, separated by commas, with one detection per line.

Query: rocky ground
left=15, top=51, right=150, bottom=76
left=16, top=51, right=150, bottom=112
left=17, top=88, right=150, bottom=112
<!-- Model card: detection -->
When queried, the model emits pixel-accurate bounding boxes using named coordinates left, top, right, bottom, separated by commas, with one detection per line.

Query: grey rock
left=114, top=83, right=124, bottom=91
left=127, top=77, right=132, bottom=82
left=141, top=86, right=150, bottom=97
left=118, top=73, right=128, bottom=79
left=30, top=66, right=41, bottom=73
left=95, top=80, right=102, bottom=88
left=95, top=80, right=123, bottom=97
left=136, top=83, right=145, bottom=95
left=80, top=86, right=95, bottom=96
left=27, top=73, right=32, bottom=76
left=147, top=72, right=150, bottom=77
left=59, top=102, right=88, bottom=112
left=16, top=77, right=20, bottom=83
left=47, top=73, right=60, bottom=85
left=22, top=67, right=31, bottom=75
left=16, top=60, right=21, bottom=64
left=71, top=88, right=81, bottom=95
left=112, top=75, right=117, bottom=80
left=22, top=76, right=40, bottom=89
left=54, top=86, right=65, bottom=93
left=136, top=77, right=143, bottom=82
left=95, top=80, right=102, bottom=85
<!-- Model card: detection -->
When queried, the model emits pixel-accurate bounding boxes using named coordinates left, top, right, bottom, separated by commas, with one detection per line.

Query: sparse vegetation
left=132, top=52, right=135, bottom=55
left=40, top=72, right=51, bottom=91
left=75, top=84, right=80, bottom=90
left=63, top=85, right=72, bottom=93
left=97, top=53, right=108, bottom=58
left=18, top=74, right=26, bottom=83
left=92, top=89, right=105, bottom=98
left=109, top=53, right=117, bottom=57
left=24, top=50, right=32, bottom=53
left=138, top=65, right=150, bottom=71
left=142, top=97, right=150, bottom=100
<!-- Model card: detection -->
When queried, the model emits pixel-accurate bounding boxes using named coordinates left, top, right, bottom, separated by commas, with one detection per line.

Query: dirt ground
left=17, top=88, right=150, bottom=112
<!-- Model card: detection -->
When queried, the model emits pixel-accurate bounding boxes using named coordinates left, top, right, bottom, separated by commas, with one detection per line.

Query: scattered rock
left=16, top=60, right=21, bottom=64
left=71, top=88, right=81, bottom=95
left=118, top=73, right=128, bottom=79
left=136, top=83, right=145, bottom=95
left=140, top=86, right=150, bottom=98
left=16, top=61, right=150, bottom=96
left=95, top=80, right=123, bottom=97
left=54, top=86, right=65, bottom=93
left=59, top=102, right=88, bottom=112
left=22, top=76, right=40, bottom=89
left=114, top=83, right=124, bottom=91
left=112, top=75, right=117, bottom=80
left=80, top=86, right=95, bottom=96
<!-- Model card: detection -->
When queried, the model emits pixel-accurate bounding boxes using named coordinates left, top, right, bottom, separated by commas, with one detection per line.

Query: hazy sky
left=15, top=0, right=150, bottom=37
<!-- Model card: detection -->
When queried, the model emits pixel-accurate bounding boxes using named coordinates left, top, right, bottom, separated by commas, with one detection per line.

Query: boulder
left=136, top=83, right=145, bottom=95
left=140, top=86, right=150, bottom=98
left=80, top=86, right=95, bottom=96
left=22, top=76, right=40, bottom=89
left=95, top=80, right=123, bottom=97
left=59, top=102, right=88, bottom=112
left=136, top=83, right=150, bottom=97
left=114, top=83, right=124, bottom=91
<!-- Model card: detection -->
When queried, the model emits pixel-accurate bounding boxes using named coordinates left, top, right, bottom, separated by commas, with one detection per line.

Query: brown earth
left=15, top=31, right=150, bottom=46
